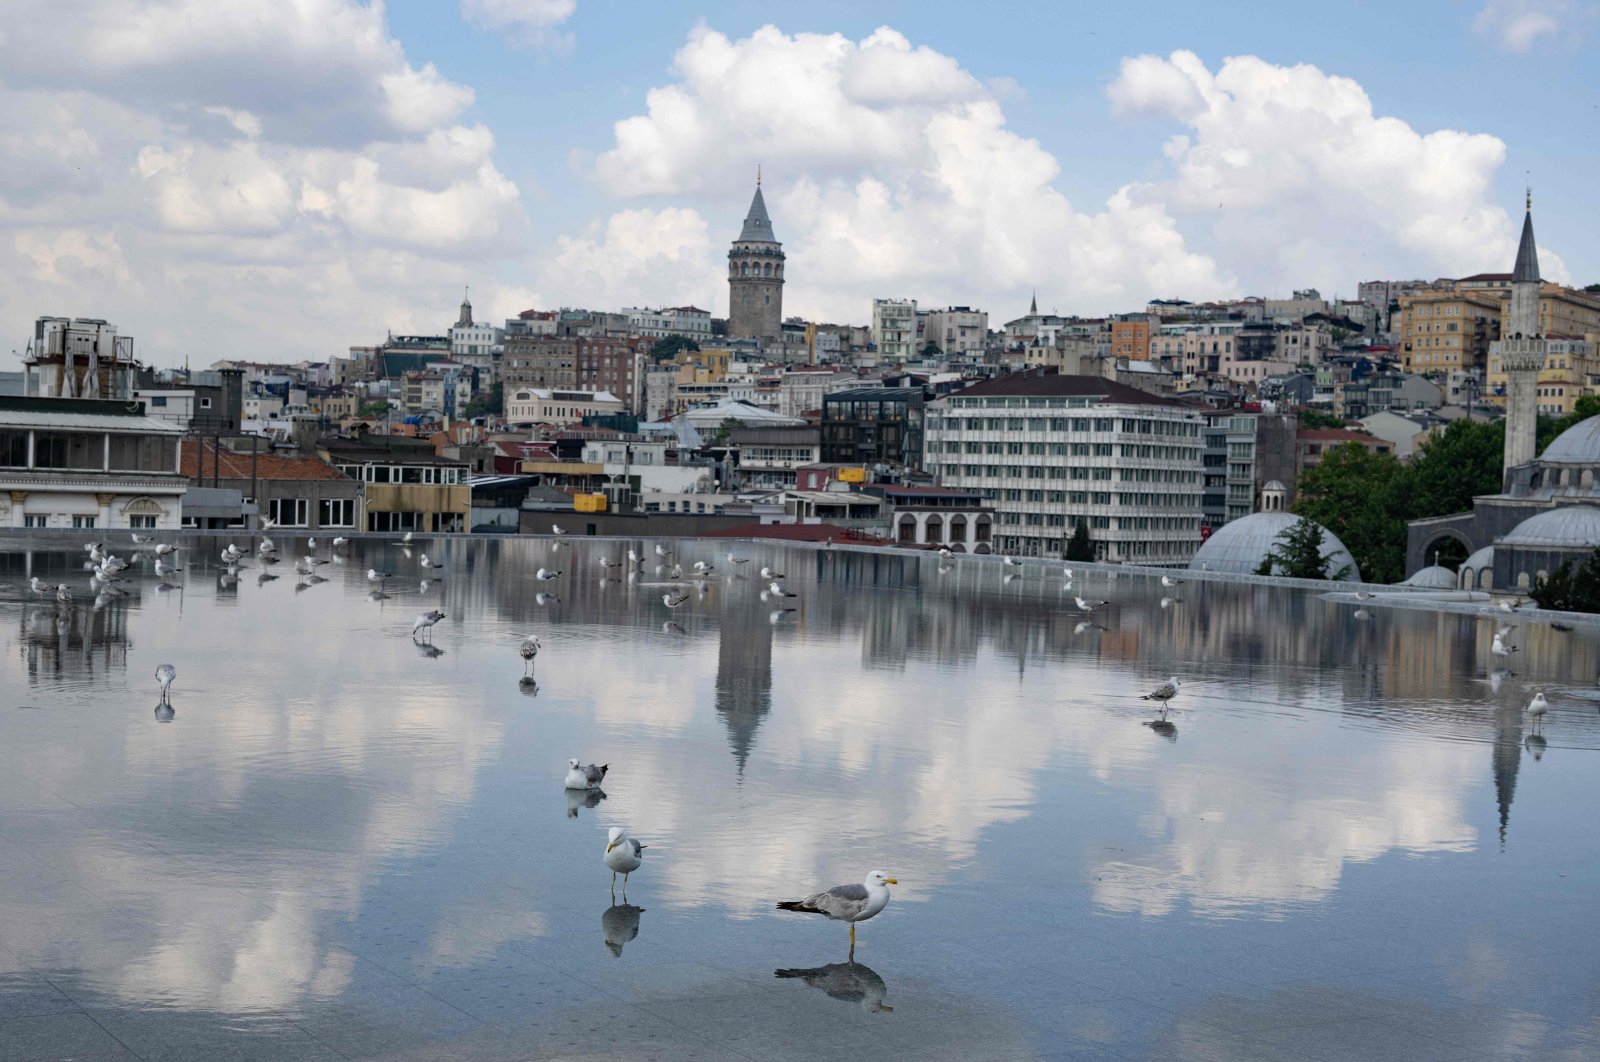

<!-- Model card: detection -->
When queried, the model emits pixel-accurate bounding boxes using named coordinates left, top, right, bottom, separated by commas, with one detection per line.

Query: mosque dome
left=1262, top=480, right=1287, bottom=492
left=1463, top=545, right=1495, bottom=570
left=1399, top=565, right=1457, bottom=589
left=1500, top=505, right=1600, bottom=548
left=1539, top=415, right=1600, bottom=463
left=1190, top=512, right=1362, bottom=582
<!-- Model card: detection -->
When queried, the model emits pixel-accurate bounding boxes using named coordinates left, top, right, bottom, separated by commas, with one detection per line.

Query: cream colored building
left=1400, top=282, right=1600, bottom=376
left=505, top=388, right=623, bottom=427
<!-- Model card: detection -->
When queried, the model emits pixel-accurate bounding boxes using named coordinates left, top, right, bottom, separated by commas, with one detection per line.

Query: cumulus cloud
left=0, top=0, right=531, bottom=364
left=1472, top=0, right=1594, bottom=53
left=1108, top=50, right=1566, bottom=292
left=461, top=0, right=576, bottom=50
left=591, top=24, right=1230, bottom=322
left=538, top=207, right=723, bottom=311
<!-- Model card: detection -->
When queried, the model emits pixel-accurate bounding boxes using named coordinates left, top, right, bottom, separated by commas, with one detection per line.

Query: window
left=34, top=432, right=102, bottom=470
left=150, top=396, right=168, bottom=407
left=129, top=514, right=158, bottom=530
left=268, top=497, right=309, bottom=527
left=0, top=431, right=26, bottom=467
left=24, top=514, right=48, bottom=529
left=72, top=515, right=96, bottom=529
left=319, top=498, right=355, bottom=527
left=109, top=435, right=176, bottom=472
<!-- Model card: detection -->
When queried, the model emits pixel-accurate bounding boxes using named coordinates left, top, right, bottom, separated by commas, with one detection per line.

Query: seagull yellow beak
left=605, top=842, right=616, bottom=853
left=884, top=877, right=899, bottom=885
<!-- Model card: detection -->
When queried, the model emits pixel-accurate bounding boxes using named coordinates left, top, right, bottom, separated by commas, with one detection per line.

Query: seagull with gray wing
left=777, top=870, right=898, bottom=954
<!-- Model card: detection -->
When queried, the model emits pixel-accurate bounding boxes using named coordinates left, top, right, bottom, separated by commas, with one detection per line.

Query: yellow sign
left=838, top=467, right=866, bottom=483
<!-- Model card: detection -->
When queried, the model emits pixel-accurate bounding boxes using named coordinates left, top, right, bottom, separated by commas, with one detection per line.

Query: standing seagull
left=551, top=524, right=566, bottom=536
left=1491, top=626, right=1519, bottom=658
left=938, top=547, right=954, bottom=561
left=419, top=553, right=444, bottom=571
left=520, top=635, right=540, bottom=676
left=131, top=532, right=154, bottom=546
left=777, top=870, right=898, bottom=954
left=1160, top=575, right=1185, bottom=588
left=155, top=663, right=177, bottom=705
left=29, top=577, right=50, bottom=596
left=726, top=552, right=751, bottom=567
left=536, top=567, right=562, bottom=581
left=154, top=543, right=181, bottom=557
left=566, top=759, right=608, bottom=791
left=604, top=826, right=646, bottom=895
left=1003, top=555, right=1021, bottom=569
left=1527, top=690, right=1549, bottom=729
left=1141, top=676, right=1182, bottom=720
left=412, top=609, right=446, bottom=641
left=662, top=591, right=690, bottom=609
left=1074, top=595, right=1107, bottom=612
left=769, top=581, right=797, bottom=599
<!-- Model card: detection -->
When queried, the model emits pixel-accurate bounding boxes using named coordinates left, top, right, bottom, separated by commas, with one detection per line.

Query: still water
left=1, top=535, right=1597, bottom=1061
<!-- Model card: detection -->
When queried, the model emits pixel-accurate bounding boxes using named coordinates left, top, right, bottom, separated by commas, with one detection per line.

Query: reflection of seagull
left=412, top=609, right=446, bottom=641
left=1074, top=620, right=1105, bottom=635
left=566, top=759, right=608, bottom=791
left=769, top=608, right=797, bottom=624
left=1145, top=719, right=1178, bottom=741
left=1141, top=676, right=1181, bottom=720
left=601, top=903, right=643, bottom=957
left=536, top=591, right=560, bottom=606
left=1492, top=627, right=1518, bottom=657
left=520, top=635, right=540, bottom=675
left=604, top=826, right=646, bottom=894
left=663, top=620, right=685, bottom=634
left=1160, top=596, right=1181, bottom=609
left=778, top=871, right=897, bottom=953
left=1473, top=667, right=1516, bottom=693
left=775, top=961, right=892, bottom=1013
left=156, top=663, right=177, bottom=705
left=1074, top=595, right=1106, bottom=612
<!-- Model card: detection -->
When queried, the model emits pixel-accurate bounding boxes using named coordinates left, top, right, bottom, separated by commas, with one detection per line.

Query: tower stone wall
left=727, top=182, right=784, bottom=339
left=1501, top=201, right=1545, bottom=484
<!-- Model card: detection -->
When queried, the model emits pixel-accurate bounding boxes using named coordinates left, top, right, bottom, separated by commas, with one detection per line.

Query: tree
left=1402, top=418, right=1505, bottom=520
left=357, top=400, right=393, bottom=418
left=1295, top=408, right=1348, bottom=431
left=1529, top=548, right=1600, bottom=612
left=1584, top=283, right=1600, bottom=294
left=711, top=417, right=746, bottom=446
left=920, top=341, right=942, bottom=357
left=651, top=335, right=700, bottom=363
left=1261, top=516, right=1351, bottom=581
left=1295, top=443, right=1408, bottom=582
left=1065, top=519, right=1094, bottom=562
left=465, top=382, right=503, bottom=419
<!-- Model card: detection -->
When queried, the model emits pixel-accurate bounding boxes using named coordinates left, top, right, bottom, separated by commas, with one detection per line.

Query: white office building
left=872, top=298, right=918, bottom=362
left=924, top=374, right=1205, bottom=564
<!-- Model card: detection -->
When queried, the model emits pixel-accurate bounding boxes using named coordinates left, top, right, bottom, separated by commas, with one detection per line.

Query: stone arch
left=949, top=513, right=968, bottom=546
left=1584, top=469, right=1595, bottom=489
left=1421, top=530, right=1471, bottom=571
left=122, top=496, right=164, bottom=515
left=948, top=542, right=967, bottom=553
left=925, top=514, right=945, bottom=543
left=896, top=513, right=916, bottom=544
left=762, top=262, right=772, bottom=276
left=1479, top=568, right=1494, bottom=590
left=1516, top=571, right=1531, bottom=590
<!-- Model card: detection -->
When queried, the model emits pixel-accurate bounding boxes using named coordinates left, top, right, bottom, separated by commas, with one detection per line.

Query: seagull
left=307, top=537, right=317, bottom=551
left=55, top=585, right=72, bottom=605
left=259, top=537, right=275, bottom=553
left=654, top=544, right=670, bottom=557
left=777, top=870, right=898, bottom=953
left=401, top=531, right=415, bottom=545
left=1491, top=627, right=1518, bottom=657
left=1062, top=567, right=1074, bottom=580
left=727, top=553, right=750, bottom=566
left=1160, top=575, right=1185, bottom=588
left=29, top=577, right=50, bottom=596
left=1074, top=596, right=1107, bottom=612
left=938, top=547, right=954, bottom=561
left=551, top=524, right=566, bottom=536
left=1003, top=556, right=1021, bottom=568
left=692, top=560, right=712, bottom=573
left=261, top=516, right=277, bottom=530
left=598, top=557, right=623, bottom=570
left=604, top=826, right=646, bottom=894
left=1141, top=676, right=1181, bottom=720
left=627, top=549, right=641, bottom=566
left=669, top=563, right=683, bottom=580
left=154, top=543, right=181, bottom=556
left=663, top=591, right=690, bottom=609
left=566, top=759, right=608, bottom=791
left=154, top=559, right=182, bottom=578
left=1354, top=591, right=1375, bottom=601
left=131, top=533, right=154, bottom=546
left=1527, top=690, right=1548, bottom=728
left=332, top=536, right=349, bottom=548
left=304, top=554, right=329, bottom=567
left=155, top=663, right=177, bottom=705
left=760, top=566, right=784, bottom=580
left=412, top=609, right=446, bottom=641
left=1498, top=598, right=1523, bottom=613
left=520, top=635, right=540, bottom=675
left=536, top=567, right=562, bottom=580
left=366, top=567, right=393, bottom=582
left=419, top=553, right=444, bottom=570
left=769, top=581, right=797, bottom=598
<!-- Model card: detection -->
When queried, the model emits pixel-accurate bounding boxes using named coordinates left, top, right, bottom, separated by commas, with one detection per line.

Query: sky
left=1, top=0, right=1596, bottom=368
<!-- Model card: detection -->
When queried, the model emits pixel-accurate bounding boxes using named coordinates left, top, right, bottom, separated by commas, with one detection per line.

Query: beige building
left=1400, top=282, right=1600, bottom=376
left=505, top=387, right=623, bottom=427
left=1487, top=336, right=1600, bottom=415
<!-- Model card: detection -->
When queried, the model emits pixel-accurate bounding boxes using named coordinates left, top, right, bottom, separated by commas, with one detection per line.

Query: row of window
left=0, top=430, right=178, bottom=473
left=265, top=498, right=356, bottom=527
left=19, top=514, right=157, bottom=529
left=927, top=440, right=1200, bottom=462
left=335, top=464, right=463, bottom=485
left=938, top=463, right=1201, bottom=484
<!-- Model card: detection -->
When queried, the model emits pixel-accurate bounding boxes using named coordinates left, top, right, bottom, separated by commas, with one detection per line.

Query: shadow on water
left=601, top=903, right=643, bottom=958
left=775, top=960, right=892, bottom=1014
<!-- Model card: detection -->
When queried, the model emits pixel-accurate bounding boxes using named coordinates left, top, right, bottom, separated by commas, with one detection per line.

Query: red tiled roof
left=180, top=440, right=348, bottom=481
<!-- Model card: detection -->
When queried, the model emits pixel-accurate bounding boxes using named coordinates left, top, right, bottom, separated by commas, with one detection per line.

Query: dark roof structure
left=737, top=184, right=778, bottom=244
left=1512, top=207, right=1541, bottom=285
left=944, top=372, right=1183, bottom=407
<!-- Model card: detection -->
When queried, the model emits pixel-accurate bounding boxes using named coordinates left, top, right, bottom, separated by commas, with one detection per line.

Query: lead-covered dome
left=1399, top=564, right=1456, bottom=589
left=1191, top=512, right=1362, bottom=582
left=1500, top=505, right=1600, bottom=547
left=1539, top=416, right=1600, bottom=463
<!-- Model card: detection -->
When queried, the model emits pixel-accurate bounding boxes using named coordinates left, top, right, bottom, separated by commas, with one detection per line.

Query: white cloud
left=0, top=0, right=532, bottom=364
left=539, top=207, right=722, bottom=311
left=1107, top=50, right=1566, bottom=292
left=591, top=24, right=1231, bottom=322
left=1472, top=0, right=1594, bottom=53
left=460, top=0, right=576, bottom=49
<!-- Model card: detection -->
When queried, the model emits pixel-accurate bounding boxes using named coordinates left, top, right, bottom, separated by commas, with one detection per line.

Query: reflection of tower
left=1500, top=194, right=1544, bottom=484
left=715, top=596, right=775, bottom=774
left=727, top=175, right=784, bottom=339
left=1491, top=706, right=1523, bottom=847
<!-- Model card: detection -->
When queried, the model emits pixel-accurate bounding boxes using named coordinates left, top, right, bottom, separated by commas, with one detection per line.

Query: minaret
left=1500, top=193, right=1544, bottom=481
left=727, top=173, right=784, bottom=339
left=457, top=287, right=473, bottom=328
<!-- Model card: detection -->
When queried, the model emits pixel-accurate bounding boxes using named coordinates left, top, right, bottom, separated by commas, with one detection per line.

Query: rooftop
left=0, top=396, right=185, bottom=433
left=180, top=441, right=348, bottom=482
left=943, top=372, right=1185, bottom=407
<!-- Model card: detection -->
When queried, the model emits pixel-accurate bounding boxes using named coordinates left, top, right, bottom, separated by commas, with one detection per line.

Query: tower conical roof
left=1512, top=207, right=1540, bottom=284
left=738, top=184, right=777, bottom=243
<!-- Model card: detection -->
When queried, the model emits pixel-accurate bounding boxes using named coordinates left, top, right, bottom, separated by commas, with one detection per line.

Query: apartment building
left=924, top=373, right=1205, bottom=564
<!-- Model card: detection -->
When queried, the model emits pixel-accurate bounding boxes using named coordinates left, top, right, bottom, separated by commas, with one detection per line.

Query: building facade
left=821, top=387, right=927, bottom=469
left=921, top=307, right=988, bottom=358
left=502, top=336, right=578, bottom=392
left=925, top=374, right=1205, bottom=564
left=871, top=299, right=918, bottom=362
left=505, top=388, right=624, bottom=427
left=0, top=396, right=187, bottom=530
left=727, top=181, right=784, bottom=339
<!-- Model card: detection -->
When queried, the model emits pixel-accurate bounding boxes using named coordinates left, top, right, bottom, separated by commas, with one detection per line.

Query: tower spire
left=1030, top=289, right=1037, bottom=316
left=757, top=164, right=761, bottom=188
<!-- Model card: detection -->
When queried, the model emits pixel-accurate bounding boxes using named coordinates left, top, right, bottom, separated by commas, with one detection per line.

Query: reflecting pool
left=1, top=535, right=1597, bottom=1061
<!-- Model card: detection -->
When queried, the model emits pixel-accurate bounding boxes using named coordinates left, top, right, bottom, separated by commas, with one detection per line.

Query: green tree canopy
left=464, top=381, right=503, bottom=419
left=1403, top=418, right=1505, bottom=520
left=1294, top=443, right=1408, bottom=582
left=1065, top=519, right=1094, bottom=562
left=711, top=417, right=746, bottom=446
left=1295, top=408, right=1349, bottom=431
left=1260, top=516, right=1351, bottom=581
left=651, top=335, right=700, bottom=362
left=1529, top=548, right=1600, bottom=612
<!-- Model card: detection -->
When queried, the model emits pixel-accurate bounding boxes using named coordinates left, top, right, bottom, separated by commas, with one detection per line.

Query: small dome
left=1400, top=565, right=1456, bottom=589
left=1500, top=505, right=1600, bottom=548
left=1540, top=415, right=1600, bottom=463
left=1262, top=480, right=1287, bottom=492
left=1463, top=545, right=1494, bottom=570
left=1190, top=512, right=1362, bottom=582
